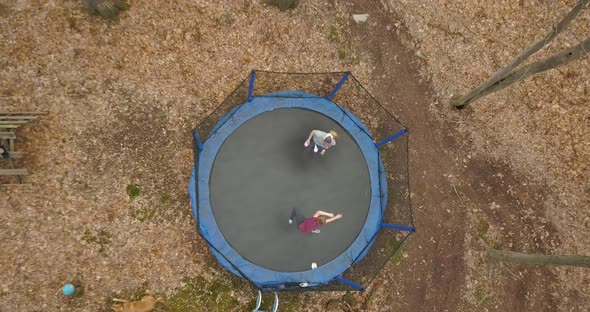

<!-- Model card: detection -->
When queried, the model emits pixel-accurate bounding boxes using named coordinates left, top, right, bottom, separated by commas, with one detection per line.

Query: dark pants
left=306, top=140, right=326, bottom=153
left=289, top=208, right=306, bottom=226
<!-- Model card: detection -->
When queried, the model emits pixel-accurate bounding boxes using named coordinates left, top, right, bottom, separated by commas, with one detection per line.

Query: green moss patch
left=126, top=183, right=141, bottom=199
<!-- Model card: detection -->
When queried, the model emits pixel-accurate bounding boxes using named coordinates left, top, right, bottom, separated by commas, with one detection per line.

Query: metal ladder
left=252, top=290, right=279, bottom=312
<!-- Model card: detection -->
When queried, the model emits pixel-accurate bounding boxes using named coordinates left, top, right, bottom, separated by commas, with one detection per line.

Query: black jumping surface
left=209, top=108, right=371, bottom=272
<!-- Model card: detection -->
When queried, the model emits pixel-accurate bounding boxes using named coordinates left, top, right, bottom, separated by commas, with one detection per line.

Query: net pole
left=247, top=70, right=256, bottom=102
left=375, top=128, right=408, bottom=148
left=334, top=276, right=364, bottom=290
left=326, top=72, right=350, bottom=101
left=381, top=223, right=416, bottom=232
left=192, top=129, right=204, bottom=151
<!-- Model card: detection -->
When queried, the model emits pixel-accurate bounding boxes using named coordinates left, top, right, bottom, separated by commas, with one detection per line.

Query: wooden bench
left=6, top=151, right=22, bottom=159
left=0, top=112, right=46, bottom=184
left=0, top=112, right=45, bottom=130
left=0, top=168, right=29, bottom=185
left=0, top=132, right=16, bottom=139
left=0, top=131, right=16, bottom=152
left=0, top=168, right=29, bottom=176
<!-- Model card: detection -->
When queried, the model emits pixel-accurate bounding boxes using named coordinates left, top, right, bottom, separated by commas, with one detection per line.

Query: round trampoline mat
left=209, top=108, right=371, bottom=272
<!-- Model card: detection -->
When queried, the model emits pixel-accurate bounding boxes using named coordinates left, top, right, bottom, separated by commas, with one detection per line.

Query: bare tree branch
left=459, top=37, right=590, bottom=103
left=451, top=0, right=590, bottom=108
left=481, top=239, right=590, bottom=268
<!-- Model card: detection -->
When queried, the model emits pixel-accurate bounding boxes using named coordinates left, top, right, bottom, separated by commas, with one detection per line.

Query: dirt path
left=343, top=1, right=560, bottom=311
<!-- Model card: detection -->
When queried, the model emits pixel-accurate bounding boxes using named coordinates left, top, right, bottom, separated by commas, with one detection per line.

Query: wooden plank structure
left=0, top=112, right=47, bottom=185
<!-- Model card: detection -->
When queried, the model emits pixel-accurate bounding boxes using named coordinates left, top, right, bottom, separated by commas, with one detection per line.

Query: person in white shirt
left=304, top=130, right=338, bottom=155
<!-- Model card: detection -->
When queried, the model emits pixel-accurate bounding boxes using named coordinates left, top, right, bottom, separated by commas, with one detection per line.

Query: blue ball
left=62, top=284, right=75, bottom=296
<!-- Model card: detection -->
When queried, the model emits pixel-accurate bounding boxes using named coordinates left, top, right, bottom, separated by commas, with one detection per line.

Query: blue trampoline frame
left=189, top=71, right=413, bottom=291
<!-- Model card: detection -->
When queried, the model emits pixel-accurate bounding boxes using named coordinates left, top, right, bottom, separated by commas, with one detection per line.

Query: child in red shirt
left=289, top=208, right=343, bottom=233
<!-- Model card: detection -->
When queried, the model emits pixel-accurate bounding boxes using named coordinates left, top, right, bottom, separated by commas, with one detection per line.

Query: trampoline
left=209, top=107, right=371, bottom=272
left=190, top=71, right=414, bottom=291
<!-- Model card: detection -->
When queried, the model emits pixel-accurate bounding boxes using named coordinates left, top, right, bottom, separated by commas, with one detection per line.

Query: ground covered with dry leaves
left=0, top=0, right=588, bottom=311
left=391, top=0, right=589, bottom=310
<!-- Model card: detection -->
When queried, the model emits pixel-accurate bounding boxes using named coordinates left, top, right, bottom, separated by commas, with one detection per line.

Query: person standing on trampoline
left=304, top=130, right=338, bottom=155
left=289, top=208, right=343, bottom=233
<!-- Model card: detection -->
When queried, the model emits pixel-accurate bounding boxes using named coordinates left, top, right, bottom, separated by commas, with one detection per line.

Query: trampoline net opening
left=193, top=71, right=414, bottom=292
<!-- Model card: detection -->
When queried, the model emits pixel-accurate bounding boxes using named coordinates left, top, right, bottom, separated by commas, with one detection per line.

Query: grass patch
left=389, top=241, right=406, bottom=265
left=208, top=280, right=238, bottom=310
left=83, top=0, right=130, bottom=21
left=474, top=285, right=494, bottom=308
left=325, top=12, right=360, bottom=66
left=477, top=217, right=499, bottom=248
left=131, top=206, right=157, bottom=222
left=327, top=26, right=339, bottom=42
left=160, top=192, right=172, bottom=204
left=126, top=183, right=141, bottom=199
left=477, top=217, right=489, bottom=237
left=165, top=276, right=240, bottom=311
left=81, top=229, right=112, bottom=255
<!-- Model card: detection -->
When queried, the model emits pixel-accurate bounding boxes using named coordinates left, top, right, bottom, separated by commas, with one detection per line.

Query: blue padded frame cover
left=189, top=91, right=386, bottom=287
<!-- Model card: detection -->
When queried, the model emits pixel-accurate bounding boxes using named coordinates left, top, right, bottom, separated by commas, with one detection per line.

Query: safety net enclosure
left=189, top=71, right=414, bottom=291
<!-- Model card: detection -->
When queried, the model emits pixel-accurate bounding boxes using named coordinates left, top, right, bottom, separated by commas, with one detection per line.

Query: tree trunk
left=457, top=37, right=590, bottom=104
left=451, top=0, right=590, bottom=109
left=481, top=239, right=590, bottom=268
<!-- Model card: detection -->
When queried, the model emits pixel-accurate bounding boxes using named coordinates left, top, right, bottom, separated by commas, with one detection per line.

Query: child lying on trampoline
left=304, top=130, right=338, bottom=155
left=289, top=208, right=343, bottom=233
